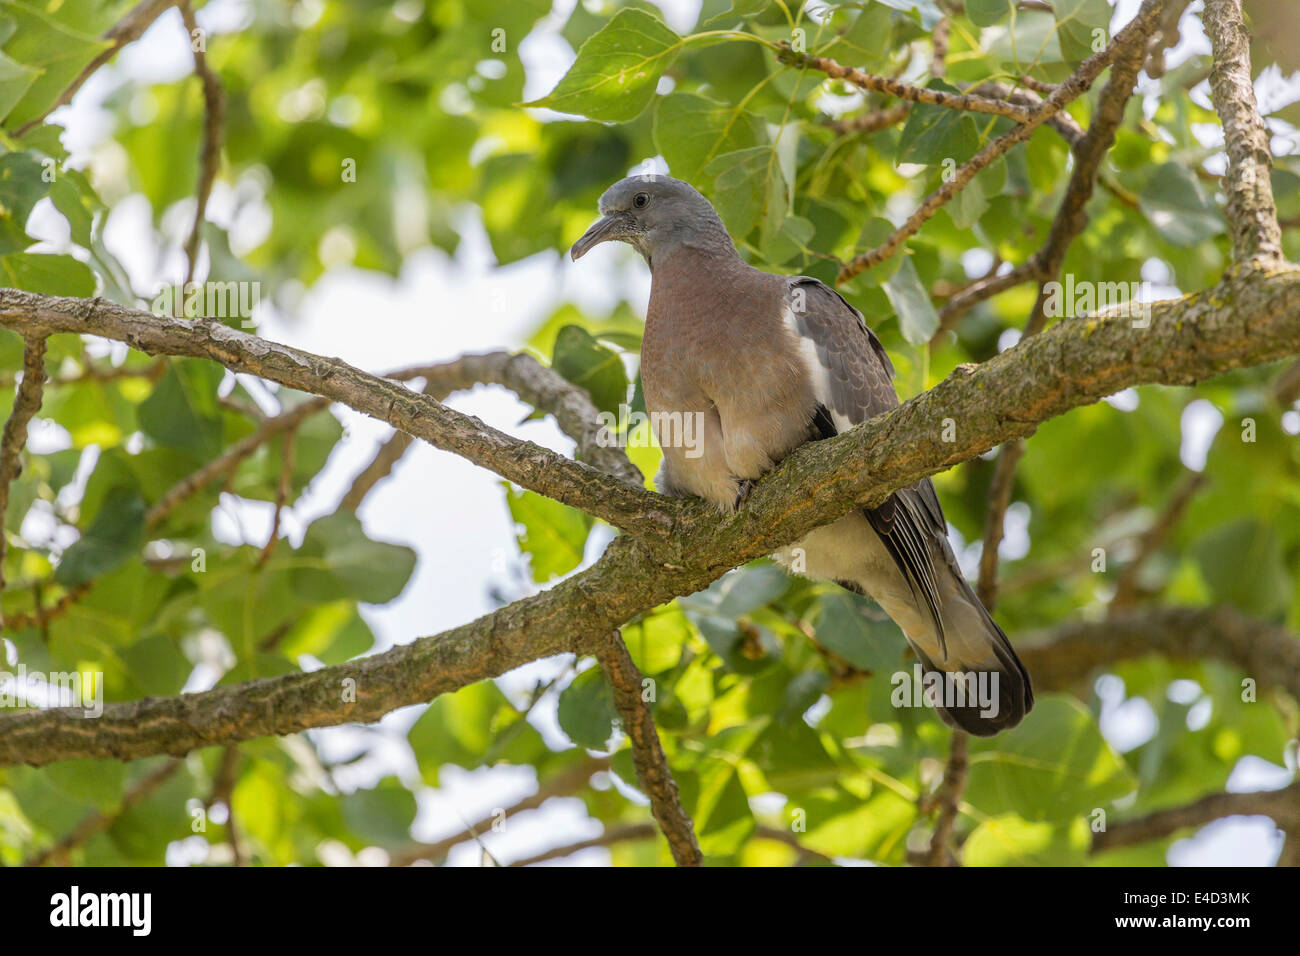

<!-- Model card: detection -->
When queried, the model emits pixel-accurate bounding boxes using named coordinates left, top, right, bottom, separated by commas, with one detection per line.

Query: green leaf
left=0, top=252, right=95, bottom=295
left=810, top=591, right=902, bottom=672
left=551, top=323, right=629, bottom=417
left=623, top=604, right=688, bottom=674
left=965, top=696, right=1137, bottom=823
left=947, top=173, right=988, bottom=229
left=526, top=8, right=680, bottom=122
left=710, top=564, right=791, bottom=618
left=107, top=763, right=193, bottom=863
left=705, top=0, right=769, bottom=25
left=0, top=3, right=109, bottom=129
left=963, top=814, right=1091, bottom=866
left=121, top=634, right=191, bottom=697
left=1138, top=162, right=1225, bottom=247
left=852, top=218, right=903, bottom=286
left=505, top=485, right=592, bottom=582
left=705, top=146, right=787, bottom=241
left=137, top=360, right=225, bottom=462
left=653, top=92, right=765, bottom=183
left=278, top=601, right=375, bottom=666
left=557, top=667, right=617, bottom=750
left=47, top=176, right=95, bottom=248
left=47, top=759, right=126, bottom=811
left=341, top=779, right=417, bottom=850
left=695, top=763, right=754, bottom=856
left=1053, top=0, right=1111, bottom=64
left=0, top=50, right=38, bottom=123
left=875, top=0, right=945, bottom=29
left=897, top=82, right=980, bottom=166
left=1194, top=519, right=1291, bottom=618
left=882, top=257, right=939, bottom=345
left=799, top=787, right=917, bottom=862
left=293, top=511, right=417, bottom=605
left=54, top=486, right=147, bottom=586
left=967, top=0, right=1013, bottom=28
left=984, top=11, right=1066, bottom=72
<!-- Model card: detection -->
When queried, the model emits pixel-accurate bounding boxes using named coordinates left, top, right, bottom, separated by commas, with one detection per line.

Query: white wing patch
left=781, top=305, right=855, bottom=435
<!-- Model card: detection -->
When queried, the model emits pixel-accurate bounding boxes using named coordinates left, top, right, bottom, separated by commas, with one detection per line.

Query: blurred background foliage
left=0, top=0, right=1297, bottom=866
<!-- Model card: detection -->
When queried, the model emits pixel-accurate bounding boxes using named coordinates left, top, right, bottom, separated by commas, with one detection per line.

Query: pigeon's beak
left=570, top=213, right=628, bottom=261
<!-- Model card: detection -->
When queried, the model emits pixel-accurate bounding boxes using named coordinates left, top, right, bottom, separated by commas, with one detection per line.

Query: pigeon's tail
left=899, top=563, right=1034, bottom=737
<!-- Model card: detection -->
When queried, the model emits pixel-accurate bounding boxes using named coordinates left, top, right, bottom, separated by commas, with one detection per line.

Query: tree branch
left=1020, top=605, right=1300, bottom=704
left=590, top=631, right=702, bottom=866
left=178, top=1, right=226, bottom=288
left=505, top=822, right=659, bottom=866
left=821, top=104, right=910, bottom=136
left=1091, top=780, right=1300, bottom=854
left=0, top=292, right=666, bottom=541
left=836, top=0, right=1167, bottom=283
left=387, top=756, right=609, bottom=866
left=1203, top=0, right=1286, bottom=266
left=1, top=261, right=1299, bottom=766
left=0, top=336, right=46, bottom=612
left=145, top=396, right=328, bottom=528
left=778, top=47, right=1035, bottom=122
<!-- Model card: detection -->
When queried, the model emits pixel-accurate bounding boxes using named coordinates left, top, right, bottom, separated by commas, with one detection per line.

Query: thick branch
left=0, top=292, right=666, bottom=541
left=1203, top=0, right=1285, bottom=266
left=2, top=263, right=1299, bottom=765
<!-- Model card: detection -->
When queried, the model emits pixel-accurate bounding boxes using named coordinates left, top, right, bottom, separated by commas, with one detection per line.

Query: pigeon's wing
left=783, top=275, right=949, bottom=650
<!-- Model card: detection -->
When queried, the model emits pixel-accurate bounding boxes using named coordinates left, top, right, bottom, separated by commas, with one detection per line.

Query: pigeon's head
left=570, top=175, right=731, bottom=265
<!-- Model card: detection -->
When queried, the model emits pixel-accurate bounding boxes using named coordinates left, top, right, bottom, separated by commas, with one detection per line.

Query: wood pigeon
left=571, top=175, right=1032, bottom=736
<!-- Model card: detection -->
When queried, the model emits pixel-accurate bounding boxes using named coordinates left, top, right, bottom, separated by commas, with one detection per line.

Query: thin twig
left=206, top=745, right=244, bottom=865
left=591, top=631, right=703, bottom=867
left=0, top=337, right=47, bottom=619
left=1092, top=780, right=1300, bottom=854
left=821, top=103, right=910, bottom=135
left=388, top=757, right=610, bottom=866
left=506, top=823, right=658, bottom=866
left=146, top=397, right=328, bottom=528
left=974, top=438, right=1026, bottom=611
left=931, top=17, right=949, bottom=80
left=1110, top=471, right=1208, bottom=609
left=178, top=1, right=226, bottom=288
left=835, top=0, right=1168, bottom=283
left=256, top=426, right=297, bottom=568
left=778, top=45, right=1037, bottom=122
left=933, top=260, right=1045, bottom=340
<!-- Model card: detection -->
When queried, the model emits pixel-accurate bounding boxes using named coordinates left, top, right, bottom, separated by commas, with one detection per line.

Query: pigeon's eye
left=633, top=192, right=650, bottom=209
